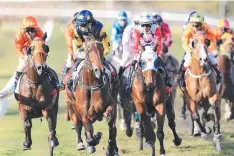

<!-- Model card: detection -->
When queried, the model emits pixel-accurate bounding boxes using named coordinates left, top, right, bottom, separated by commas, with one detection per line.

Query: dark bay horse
left=217, top=35, right=234, bottom=121
left=14, top=37, right=59, bottom=156
left=184, top=31, right=222, bottom=151
left=64, top=36, right=120, bottom=155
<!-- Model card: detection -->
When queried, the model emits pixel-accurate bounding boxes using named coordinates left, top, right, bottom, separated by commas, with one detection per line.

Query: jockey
left=70, top=10, right=116, bottom=90
left=14, top=16, right=58, bottom=90
left=60, top=12, right=79, bottom=90
left=130, top=11, right=172, bottom=91
left=14, top=16, right=44, bottom=87
left=153, top=14, right=172, bottom=53
left=111, top=11, right=129, bottom=53
left=180, top=12, right=222, bottom=87
left=118, top=15, right=140, bottom=77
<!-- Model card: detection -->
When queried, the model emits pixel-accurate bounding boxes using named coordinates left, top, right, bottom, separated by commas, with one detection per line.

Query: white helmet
left=139, top=11, right=153, bottom=25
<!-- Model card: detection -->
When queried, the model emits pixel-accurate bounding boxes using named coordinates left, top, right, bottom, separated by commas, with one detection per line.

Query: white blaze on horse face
left=198, top=44, right=207, bottom=66
left=141, top=46, right=157, bottom=72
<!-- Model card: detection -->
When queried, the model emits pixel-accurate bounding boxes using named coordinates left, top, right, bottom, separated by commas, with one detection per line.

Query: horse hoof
left=161, top=154, right=166, bottom=156
left=201, top=132, right=208, bottom=139
left=173, top=137, right=182, bottom=146
left=193, top=130, right=201, bottom=137
left=106, top=149, right=119, bottom=156
left=71, top=124, right=75, bottom=130
left=22, top=146, right=31, bottom=151
left=50, top=139, right=59, bottom=147
left=145, top=141, right=154, bottom=148
left=216, top=141, right=222, bottom=152
left=224, top=112, right=232, bottom=121
left=87, top=146, right=96, bottom=154
left=205, top=127, right=212, bottom=134
left=77, top=142, right=86, bottom=151
left=178, top=113, right=186, bottom=120
left=126, top=128, right=133, bottom=137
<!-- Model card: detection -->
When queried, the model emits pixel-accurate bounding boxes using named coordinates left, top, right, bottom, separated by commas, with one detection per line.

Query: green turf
left=0, top=22, right=234, bottom=156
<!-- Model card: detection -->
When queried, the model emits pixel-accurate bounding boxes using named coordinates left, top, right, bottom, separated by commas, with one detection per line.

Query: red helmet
left=218, top=19, right=230, bottom=28
left=23, top=16, right=38, bottom=28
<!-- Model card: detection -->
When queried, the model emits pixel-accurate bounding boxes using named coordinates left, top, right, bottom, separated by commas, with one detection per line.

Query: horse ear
left=42, top=32, right=47, bottom=41
left=42, top=44, right=49, bottom=53
left=27, top=46, right=35, bottom=55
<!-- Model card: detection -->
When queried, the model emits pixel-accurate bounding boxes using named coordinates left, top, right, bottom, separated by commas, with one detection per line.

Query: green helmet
left=189, top=13, right=204, bottom=23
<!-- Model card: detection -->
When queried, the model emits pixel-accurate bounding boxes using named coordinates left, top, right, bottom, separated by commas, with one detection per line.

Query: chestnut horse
left=217, top=35, right=234, bottom=121
left=130, top=46, right=168, bottom=156
left=64, top=36, right=120, bottom=155
left=14, top=37, right=59, bottom=156
left=184, top=31, right=222, bottom=151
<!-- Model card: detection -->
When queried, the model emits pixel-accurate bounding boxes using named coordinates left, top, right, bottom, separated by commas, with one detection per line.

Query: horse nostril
left=38, top=66, right=42, bottom=71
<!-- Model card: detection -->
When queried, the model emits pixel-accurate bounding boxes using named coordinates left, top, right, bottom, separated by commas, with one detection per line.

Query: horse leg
left=166, top=97, right=182, bottom=146
left=155, top=103, right=165, bottom=156
left=123, top=102, right=133, bottom=137
left=179, top=94, right=187, bottom=120
left=74, top=117, right=85, bottom=150
left=106, top=104, right=119, bottom=156
left=189, top=100, right=207, bottom=138
left=212, top=104, right=222, bottom=151
left=44, top=109, right=59, bottom=156
left=64, top=101, right=71, bottom=121
left=19, top=107, right=32, bottom=151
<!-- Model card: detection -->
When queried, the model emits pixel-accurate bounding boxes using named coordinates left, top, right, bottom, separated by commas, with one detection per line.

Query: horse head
left=27, top=37, right=49, bottom=76
left=222, top=33, right=234, bottom=55
left=83, top=35, right=105, bottom=79
left=140, top=46, right=158, bottom=92
left=191, top=31, right=209, bottom=67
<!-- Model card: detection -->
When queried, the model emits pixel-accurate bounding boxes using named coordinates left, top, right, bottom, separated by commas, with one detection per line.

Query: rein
left=76, top=40, right=107, bottom=91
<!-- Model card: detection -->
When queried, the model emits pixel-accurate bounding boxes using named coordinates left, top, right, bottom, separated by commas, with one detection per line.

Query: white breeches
left=16, top=58, right=26, bottom=72
left=65, top=53, right=73, bottom=68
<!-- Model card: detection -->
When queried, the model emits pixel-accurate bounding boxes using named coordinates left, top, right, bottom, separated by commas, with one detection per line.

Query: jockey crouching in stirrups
left=60, top=12, right=79, bottom=90
left=14, top=16, right=58, bottom=91
left=68, top=10, right=117, bottom=91
left=180, top=12, right=222, bottom=88
left=128, top=11, right=172, bottom=94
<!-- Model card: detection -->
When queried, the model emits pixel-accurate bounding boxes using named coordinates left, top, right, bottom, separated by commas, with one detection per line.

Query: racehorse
left=159, top=50, right=182, bottom=146
left=130, top=46, right=169, bottom=156
left=14, top=37, right=59, bottom=156
left=63, top=35, right=120, bottom=155
left=217, top=36, right=234, bottom=121
left=183, top=31, right=222, bottom=151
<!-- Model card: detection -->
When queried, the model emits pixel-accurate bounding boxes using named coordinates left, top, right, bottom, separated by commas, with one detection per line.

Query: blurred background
left=1, top=1, right=234, bottom=156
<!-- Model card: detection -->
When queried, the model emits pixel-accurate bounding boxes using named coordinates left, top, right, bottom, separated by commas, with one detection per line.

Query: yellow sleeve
left=74, top=31, right=84, bottom=53
left=182, top=27, right=193, bottom=53
left=100, top=27, right=110, bottom=56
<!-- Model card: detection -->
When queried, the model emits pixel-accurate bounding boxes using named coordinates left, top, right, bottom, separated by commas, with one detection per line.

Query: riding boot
left=180, top=68, right=186, bottom=88
left=14, top=71, right=23, bottom=90
left=60, top=66, right=70, bottom=90
left=158, top=57, right=172, bottom=88
left=118, top=66, right=126, bottom=78
left=126, top=61, right=136, bottom=91
left=104, top=59, right=117, bottom=83
left=212, top=65, right=222, bottom=84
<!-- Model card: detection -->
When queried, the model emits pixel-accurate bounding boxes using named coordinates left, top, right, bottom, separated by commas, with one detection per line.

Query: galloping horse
left=131, top=46, right=170, bottom=156
left=64, top=36, right=120, bottom=155
left=184, top=31, right=222, bottom=151
left=14, top=37, right=59, bottom=156
left=217, top=34, right=234, bottom=121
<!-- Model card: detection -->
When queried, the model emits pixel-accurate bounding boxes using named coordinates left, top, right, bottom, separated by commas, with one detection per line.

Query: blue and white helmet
left=117, top=11, right=128, bottom=20
left=139, top=11, right=153, bottom=25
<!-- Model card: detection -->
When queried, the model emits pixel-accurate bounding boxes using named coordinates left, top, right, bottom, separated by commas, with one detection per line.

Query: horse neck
left=190, top=59, right=208, bottom=75
left=26, top=66, right=40, bottom=83
left=81, top=66, right=96, bottom=86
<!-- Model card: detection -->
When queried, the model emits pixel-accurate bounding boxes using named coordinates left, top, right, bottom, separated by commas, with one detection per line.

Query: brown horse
left=184, top=31, right=222, bottom=151
left=131, top=46, right=167, bottom=156
left=64, top=36, right=120, bottom=155
left=217, top=37, right=234, bottom=121
left=14, top=37, right=59, bottom=156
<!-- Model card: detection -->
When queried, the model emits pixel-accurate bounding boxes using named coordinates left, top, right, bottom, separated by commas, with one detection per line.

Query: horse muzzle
left=145, top=83, right=155, bottom=92
left=94, top=68, right=104, bottom=79
left=36, top=65, right=45, bottom=75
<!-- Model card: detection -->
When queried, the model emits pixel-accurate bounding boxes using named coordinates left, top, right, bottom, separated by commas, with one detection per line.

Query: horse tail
left=0, top=73, right=16, bottom=119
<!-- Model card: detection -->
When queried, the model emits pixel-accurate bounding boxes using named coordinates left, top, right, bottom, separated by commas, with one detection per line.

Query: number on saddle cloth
left=140, top=46, right=158, bottom=72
